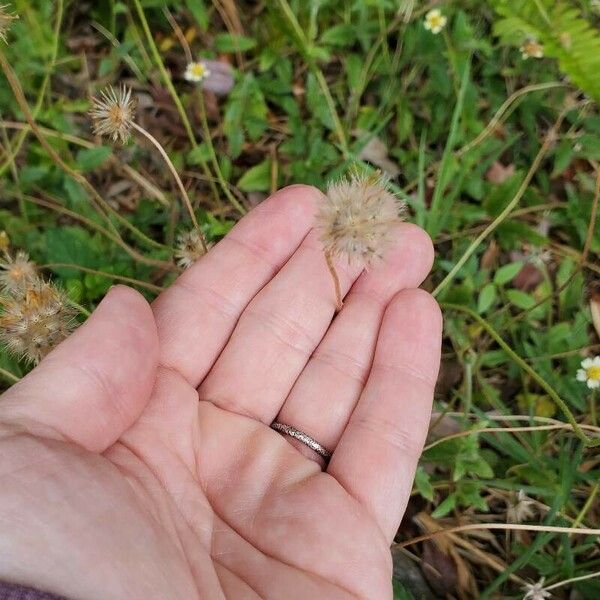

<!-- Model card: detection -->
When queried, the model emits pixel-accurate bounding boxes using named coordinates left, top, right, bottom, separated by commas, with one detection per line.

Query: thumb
left=0, top=285, right=159, bottom=452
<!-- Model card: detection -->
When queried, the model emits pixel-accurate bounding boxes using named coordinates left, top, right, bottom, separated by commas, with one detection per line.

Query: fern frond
left=493, top=0, right=600, bottom=103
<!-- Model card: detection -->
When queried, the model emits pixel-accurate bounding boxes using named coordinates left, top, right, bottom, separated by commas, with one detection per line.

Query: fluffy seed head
left=0, top=279, right=76, bottom=364
left=175, top=229, right=209, bottom=269
left=89, top=85, right=136, bottom=144
left=0, top=250, right=38, bottom=294
left=317, top=171, right=405, bottom=267
left=0, top=4, right=18, bottom=43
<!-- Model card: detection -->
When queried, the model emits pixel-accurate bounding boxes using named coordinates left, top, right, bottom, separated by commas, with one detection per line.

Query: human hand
left=0, top=186, right=441, bottom=599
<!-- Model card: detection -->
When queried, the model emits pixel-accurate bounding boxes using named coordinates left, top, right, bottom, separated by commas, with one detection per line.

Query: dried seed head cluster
left=0, top=4, right=17, bottom=43
left=318, top=171, right=405, bottom=268
left=0, top=250, right=37, bottom=293
left=89, top=85, right=136, bottom=144
left=0, top=279, right=76, bottom=364
left=175, top=229, right=210, bottom=269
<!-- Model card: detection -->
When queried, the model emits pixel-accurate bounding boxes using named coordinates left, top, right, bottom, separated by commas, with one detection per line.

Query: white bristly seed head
left=89, top=85, right=136, bottom=144
left=317, top=171, right=405, bottom=268
left=175, top=229, right=210, bottom=269
left=0, top=250, right=37, bottom=294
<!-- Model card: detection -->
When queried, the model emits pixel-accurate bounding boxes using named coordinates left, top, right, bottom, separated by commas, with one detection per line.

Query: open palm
left=0, top=186, right=441, bottom=600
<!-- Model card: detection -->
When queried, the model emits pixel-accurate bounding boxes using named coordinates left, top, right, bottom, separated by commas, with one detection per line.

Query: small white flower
left=520, top=40, right=544, bottom=60
left=522, top=577, right=551, bottom=600
left=184, top=61, right=211, bottom=83
left=576, top=355, right=600, bottom=389
left=424, top=9, right=447, bottom=35
left=507, top=489, right=536, bottom=524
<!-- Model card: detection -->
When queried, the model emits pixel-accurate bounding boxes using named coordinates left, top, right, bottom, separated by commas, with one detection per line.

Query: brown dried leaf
left=481, top=240, right=500, bottom=269
left=415, top=513, right=474, bottom=597
left=356, top=133, right=401, bottom=178
left=485, top=161, right=515, bottom=184
left=513, top=262, right=543, bottom=292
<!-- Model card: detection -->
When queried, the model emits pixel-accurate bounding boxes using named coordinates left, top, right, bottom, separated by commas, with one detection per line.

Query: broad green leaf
left=237, top=160, right=272, bottom=192
left=76, top=146, right=112, bottom=172
left=494, top=262, right=523, bottom=286
left=478, top=283, right=497, bottom=313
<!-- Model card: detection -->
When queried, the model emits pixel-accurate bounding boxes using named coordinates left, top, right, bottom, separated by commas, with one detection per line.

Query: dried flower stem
left=0, top=366, right=19, bottom=383
left=130, top=0, right=222, bottom=202
left=424, top=423, right=600, bottom=452
left=0, top=0, right=63, bottom=177
left=325, top=250, right=343, bottom=311
left=21, top=194, right=173, bottom=271
left=433, top=108, right=568, bottom=297
left=275, top=0, right=349, bottom=158
left=197, top=93, right=247, bottom=215
left=582, top=165, right=600, bottom=263
left=131, top=122, right=207, bottom=253
left=1, top=120, right=169, bottom=207
left=163, top=7, right=192, bottom=64
left=67, top=298, right=91, bottom=318
left=0, top=51, right=163, bottom=252
left=443, top=302, right=600, bottom=447
left=395, top=523, right=600, bottom=549
left=545, top=571, right=600, bottom=592
left=42, top=263, right=164, bottom=293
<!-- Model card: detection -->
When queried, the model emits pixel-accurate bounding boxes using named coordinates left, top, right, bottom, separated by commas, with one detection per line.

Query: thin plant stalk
left=424, top=423, right=600, bottom=453
left=395, top=522, right=600, bottom=549
left=43, top=263, right=164, bottom=293
left=545, top=571, right=600, bottom=592
left=433, top=109, right=568, bottom=297
left=275, top=0, right=349, bottom=158
left=130, top=0, right=223, bottom=204
left=0, top=51, right=164, bottom=252
left=20, top=194, right=173, bottom=271
left=325, top=250, right=343, bottom=312
left=67, top=298, right=91, bottom=318
left=0, top=366, right=20, bottom=383
left=1, top=120, right=170, bottom=207
left=131, top=122, right=208, bottom=252
left=443, top=302, right=600, bottom=447
left=0, top=0, right=63, bottom=177
left=197, top=92, right=247, bottom=215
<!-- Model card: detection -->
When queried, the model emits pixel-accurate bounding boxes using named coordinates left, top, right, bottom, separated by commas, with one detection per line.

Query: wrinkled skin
left=0, top=186, right=441, bottom=599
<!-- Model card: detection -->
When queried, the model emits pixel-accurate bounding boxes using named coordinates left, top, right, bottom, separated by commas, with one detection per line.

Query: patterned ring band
left=270, top=422, right=332, bottom=461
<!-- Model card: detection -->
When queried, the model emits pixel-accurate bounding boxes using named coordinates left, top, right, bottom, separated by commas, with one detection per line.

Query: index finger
left=152, top=185, right=323, bottom=386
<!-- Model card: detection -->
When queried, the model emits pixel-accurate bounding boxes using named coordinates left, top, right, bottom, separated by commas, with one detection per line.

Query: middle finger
left=198, top=229, right=362, bottom=422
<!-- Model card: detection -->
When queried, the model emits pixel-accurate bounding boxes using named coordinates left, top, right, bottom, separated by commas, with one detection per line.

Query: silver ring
left=271, top=422, right=332, bottom=461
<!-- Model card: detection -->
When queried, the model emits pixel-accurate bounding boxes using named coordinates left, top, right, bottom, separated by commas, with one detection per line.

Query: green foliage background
left=1, top=0, right=599, bottom=597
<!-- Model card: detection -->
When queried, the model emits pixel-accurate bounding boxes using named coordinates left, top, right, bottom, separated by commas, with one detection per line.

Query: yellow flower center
left=428, top=15, right=443, bottom=28
left=109, top=105, right=125, bottom=126
left=190, top=63, right=207, bottom=78
left=586, top=366, right=600, bottom=381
